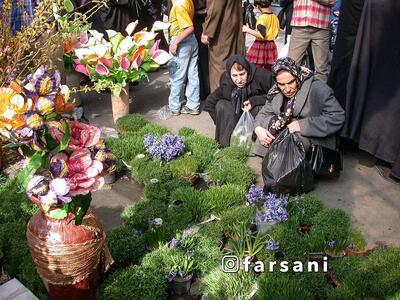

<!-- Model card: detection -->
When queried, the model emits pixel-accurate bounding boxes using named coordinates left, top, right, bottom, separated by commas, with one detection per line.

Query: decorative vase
left=345, top=247, right=369, bottom=257
left=172, top=274, right=192, bottom=296
left=181, top=174, right=198, bottom=185
left=111, top=86, right=130, bottom=123
left=26, top=200, right=113, bottom=300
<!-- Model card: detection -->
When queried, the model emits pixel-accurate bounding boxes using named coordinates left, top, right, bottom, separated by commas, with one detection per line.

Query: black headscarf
left=225, top=55, right=257, bottom=115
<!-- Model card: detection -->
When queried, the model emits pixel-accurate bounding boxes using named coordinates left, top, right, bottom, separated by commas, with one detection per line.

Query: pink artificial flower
left=120, top=57, right=130, bottom=71
left=150, top=39, right=160, bottom=56
left=74, top=63, right=89, bottom=77
left=95, top=62, right=109, bottom=75
left=67, top=148, right=104, bottom=196
left=68, top=121, right=101, bottom=151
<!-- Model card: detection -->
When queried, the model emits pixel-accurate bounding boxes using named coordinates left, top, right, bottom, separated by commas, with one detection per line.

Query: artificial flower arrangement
left=0, top=65, right=116, bottom=224
left=73, top=21, right=171, bottom=96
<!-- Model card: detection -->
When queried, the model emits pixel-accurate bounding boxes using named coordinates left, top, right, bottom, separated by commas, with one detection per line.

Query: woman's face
left=275, top=71, right=298, bottom=98
left=230, top=66, right=248, bottom=88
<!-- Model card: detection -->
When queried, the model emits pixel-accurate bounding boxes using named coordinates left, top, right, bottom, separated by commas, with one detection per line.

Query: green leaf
left=64, top=0, right=74, bottom=12
left=73, top=194, right=92, bottom=225
left=2, top=142, right=22, bottom=149
left=48, top=208, right=68, bottom=219
left=51, top=121, right=70, bottom=154
left=17, top=151, right=45, bottom=190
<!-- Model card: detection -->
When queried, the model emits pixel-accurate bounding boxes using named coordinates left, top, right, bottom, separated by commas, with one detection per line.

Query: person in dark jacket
left=252, top=57, right=345, bottom=157
left=204, top=54, right=273, bottom=148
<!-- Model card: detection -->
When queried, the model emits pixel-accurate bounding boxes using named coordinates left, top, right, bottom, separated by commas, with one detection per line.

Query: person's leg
left=310, top=28, right=330, bottom=82
left=184, top=35, right=201, bottom=112
left=168, top=37, right=191, bottom=113
left=288, top=27, right=311, bottom=63
left=215, top=100, right=237, bottom=147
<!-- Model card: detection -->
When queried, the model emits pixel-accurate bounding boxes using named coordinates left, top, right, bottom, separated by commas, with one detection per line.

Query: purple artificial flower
left=266, top=239, right=280, bottom=251
left=149, top=217, right=163, bottom=228
left=27, top=175, right=50, bottom=197
left=23, top=66, right=61, bottom=102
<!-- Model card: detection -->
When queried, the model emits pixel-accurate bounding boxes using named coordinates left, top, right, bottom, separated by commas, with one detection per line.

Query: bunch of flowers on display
left=246, top=185, right=289, bottom=227
left=144, top=134, right=185, bottom=162
left=0, top=65, right=116, bottom=224
left=73, top=21, right=171, bottom=96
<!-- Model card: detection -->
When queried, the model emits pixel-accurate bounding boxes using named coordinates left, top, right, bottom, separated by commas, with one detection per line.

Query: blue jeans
left=168, top=34, right=200, bottom=112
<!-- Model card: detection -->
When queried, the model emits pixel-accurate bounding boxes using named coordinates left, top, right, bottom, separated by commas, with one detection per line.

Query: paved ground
left=83, top=31, right=400, bottom=250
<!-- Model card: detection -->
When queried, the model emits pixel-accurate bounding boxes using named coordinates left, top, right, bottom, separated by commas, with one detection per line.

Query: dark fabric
left=204, top=55, right=273, bottom=146
left=279, top=0, right=293, bottom=43
left=246, top=40, right=277, bottom=67
left=341, top=0, right=400, bottom=168
left=194, top=13, right=210, bottom=100
left=327, top=0, right=365, bottom=107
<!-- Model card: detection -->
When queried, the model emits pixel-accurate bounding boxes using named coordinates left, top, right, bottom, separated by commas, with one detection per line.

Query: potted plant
left=167, top=250, right=196, bottom=296
left=169, top=156, right=199, bottom=185
left=345, top=228, right=368, bottom=256
left=73, top=21, right=171, bottom=122
left=325, top=239, right=347, bottom=258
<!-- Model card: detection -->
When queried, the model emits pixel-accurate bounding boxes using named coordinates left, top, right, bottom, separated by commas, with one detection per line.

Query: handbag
left=308, top=144, right=342, bottom=177
left=277, top=6, right=287, bottom=30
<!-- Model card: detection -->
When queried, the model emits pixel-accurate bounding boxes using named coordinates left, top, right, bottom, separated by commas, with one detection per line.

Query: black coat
left=204, top=55, right=273, bottom=124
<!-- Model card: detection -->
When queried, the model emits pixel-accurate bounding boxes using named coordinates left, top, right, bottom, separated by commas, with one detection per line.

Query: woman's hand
left=287, top=121, right=301, bottom=133
left=255, top=126, right=275, bottom=147
left=242, top=25, right=250, bottom=33
left=242, top=100, right=252, bottom=112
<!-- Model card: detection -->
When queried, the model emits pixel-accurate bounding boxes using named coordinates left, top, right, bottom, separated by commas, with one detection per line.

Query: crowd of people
left=4, top=0, right=398, bottom=189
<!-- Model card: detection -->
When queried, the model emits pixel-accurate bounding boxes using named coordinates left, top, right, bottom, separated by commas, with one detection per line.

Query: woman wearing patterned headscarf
left=252, top=57, right=345, bottom=157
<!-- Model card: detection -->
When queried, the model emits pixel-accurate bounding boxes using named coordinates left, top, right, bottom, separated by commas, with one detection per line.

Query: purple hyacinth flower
left=325, top=240, right=336, bottom=249
left=171, top=238, right=181, bottom=248
left=266, top=239, right=280, bottom=251
left=132, top=229, right=142, bottom=238
left=187, top=250, right=195, bottom=260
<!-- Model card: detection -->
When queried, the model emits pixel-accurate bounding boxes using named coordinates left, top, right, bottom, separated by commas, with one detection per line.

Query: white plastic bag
left=155, top=105, right=172, bottom=120
left=230, top=111, right=255, bottom=152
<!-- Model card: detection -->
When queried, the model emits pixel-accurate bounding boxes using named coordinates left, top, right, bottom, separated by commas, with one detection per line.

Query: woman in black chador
left=203, top=55, right=273, bottom=148
left=340, top=0, right=400, bottom=183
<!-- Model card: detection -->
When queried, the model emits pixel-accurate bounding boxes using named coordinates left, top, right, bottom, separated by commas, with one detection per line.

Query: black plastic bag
left=277, top=6, right=287, bottom=30
left=262, top=128, right=314, bottom=195
left=244, top=1, right=257, bottom=29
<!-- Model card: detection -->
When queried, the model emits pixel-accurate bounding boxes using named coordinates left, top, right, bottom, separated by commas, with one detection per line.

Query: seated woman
left=204, top=55, right=273, bottom=147
left=252, top=57, right=345, bottom=157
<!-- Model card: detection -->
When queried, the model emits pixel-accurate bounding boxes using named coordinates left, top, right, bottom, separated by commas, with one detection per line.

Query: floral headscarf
left=267, top=57, right=313, bottom=135
left=266, top=57, right=313, bottom=102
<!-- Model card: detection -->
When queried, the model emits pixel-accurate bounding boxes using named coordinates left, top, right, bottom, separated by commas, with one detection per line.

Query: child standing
left=168, top=0, right=200, bottom=116
left=243, top=0, right=280, bottom=71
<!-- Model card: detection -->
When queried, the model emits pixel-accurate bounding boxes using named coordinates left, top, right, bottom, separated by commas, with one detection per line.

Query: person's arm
left=242, top=24, right=264, bottom=39
left=170, top=26, right=194, bottom=55
left=202, top=0, right=227, bottom=43
left=296, top=82, right=345, bottom=138
left=280, top=0, right=293, bottom=8
left=312, top=0, right=335, bottom=7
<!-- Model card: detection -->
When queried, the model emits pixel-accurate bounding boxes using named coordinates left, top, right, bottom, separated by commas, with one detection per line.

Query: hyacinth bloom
left=68, top=120, right=101, bottom=151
